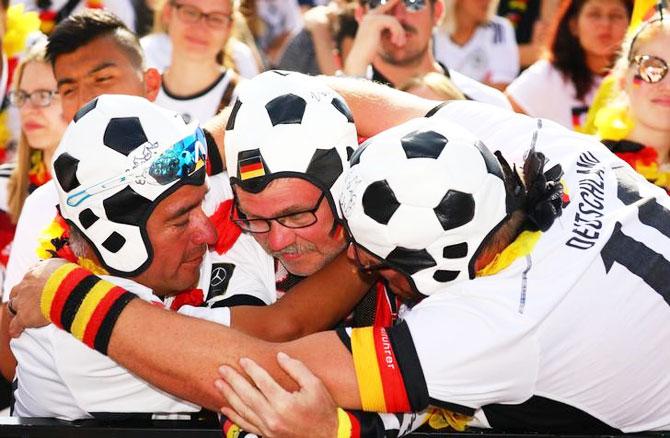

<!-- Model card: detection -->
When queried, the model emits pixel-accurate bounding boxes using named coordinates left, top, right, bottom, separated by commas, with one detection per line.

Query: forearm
left=319, top=76, right=440, bottom=138
left=106, top=300, right=360, bottom=411
left=310, top=27, right=339, bottom=76
left=0, top=305, right=16, bottom=381
left=230, top=252, right=374, bottom=341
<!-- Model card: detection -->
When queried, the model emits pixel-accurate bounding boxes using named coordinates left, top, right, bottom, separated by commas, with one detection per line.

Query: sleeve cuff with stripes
left=335, top=322, right=430, bottom=414
left=41, top=263, right=138, bottom=355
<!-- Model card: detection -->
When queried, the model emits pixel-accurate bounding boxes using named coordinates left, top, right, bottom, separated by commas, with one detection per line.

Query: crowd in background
left=0, top=0, right=667, bottom=422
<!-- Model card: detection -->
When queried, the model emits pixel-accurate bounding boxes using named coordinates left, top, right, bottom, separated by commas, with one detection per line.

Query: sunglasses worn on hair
left=367, top=0, right=426, bottom=12
left=631, top=55, right=669, bottom=84
left=66, top=128, right=207, bottom=207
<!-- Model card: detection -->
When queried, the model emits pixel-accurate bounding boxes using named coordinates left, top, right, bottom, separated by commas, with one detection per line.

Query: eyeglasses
left=9, top=89, right=58, bottom=108
left=232, top=192, right=327, bottom=234
left=366, top=0, right=427, bottom=12
left=170, top=1, right=232, bottom=29
left=631, top=55, right=668, bottom=84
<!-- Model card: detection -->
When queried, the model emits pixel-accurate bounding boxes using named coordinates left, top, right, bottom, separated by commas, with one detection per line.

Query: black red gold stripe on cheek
left=350, top=326, right=412, bottom=413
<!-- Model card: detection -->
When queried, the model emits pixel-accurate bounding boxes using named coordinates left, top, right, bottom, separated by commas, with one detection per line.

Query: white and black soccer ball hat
left=340, top=116, right=512, bottom=296
left=52, top=94, right=207, bottom=276
left=224, top=70, right=357, bottom=218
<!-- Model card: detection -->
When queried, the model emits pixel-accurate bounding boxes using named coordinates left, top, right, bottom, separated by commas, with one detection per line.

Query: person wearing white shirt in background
left=506, top=0, right=631, bottom=130
left=433, top=0, right=519, bottom=90
left=149, top=0, right=244, bottom=124
left=140, top=1, right=261, bottom=79
left=343, top=0, right=512, bottom=109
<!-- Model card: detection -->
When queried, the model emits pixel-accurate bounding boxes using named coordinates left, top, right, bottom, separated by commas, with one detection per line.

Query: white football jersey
left=11, top=174, right=275, bottom=420
left=342, top=102, right=670, bottom=432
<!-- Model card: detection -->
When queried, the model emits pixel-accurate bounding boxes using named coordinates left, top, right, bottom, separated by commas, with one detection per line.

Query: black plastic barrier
left=0, top=417, right=668, bottom=438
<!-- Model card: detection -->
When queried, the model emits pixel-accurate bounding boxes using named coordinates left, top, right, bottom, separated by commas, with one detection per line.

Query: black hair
left=547, top=0, right=634, bottom=100
left=0, top=0, right=8, bottom=10
left=46, top=9, right=145, bottom=69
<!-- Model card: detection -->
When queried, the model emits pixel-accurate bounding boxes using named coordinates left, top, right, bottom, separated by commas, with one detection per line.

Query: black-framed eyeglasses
left=232, top=191, right=327, bottom=234
left=170, top=1, right=232, bottom=29
left=9, top=89, right=58, bottom=108
left=631, top=54, right=669, bottom=84
left=366, top=0, right=427, bottom=12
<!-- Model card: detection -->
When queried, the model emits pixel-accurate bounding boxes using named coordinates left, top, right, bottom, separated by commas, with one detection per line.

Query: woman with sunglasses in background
left=433, top=0, right=519, bottom=90
left=506, top=0, right=632, bottom=131
left=596, top=11, right=670, bottom=193
left=144, top=0, right=247, bottom=124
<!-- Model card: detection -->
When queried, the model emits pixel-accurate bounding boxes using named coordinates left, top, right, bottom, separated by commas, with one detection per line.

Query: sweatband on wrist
left=336, top=407, right=353, bottom=438
left=41, top=263, right=137, bottom=355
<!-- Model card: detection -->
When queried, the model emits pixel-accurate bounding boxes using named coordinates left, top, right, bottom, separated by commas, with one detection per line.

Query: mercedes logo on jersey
left=207, top=263, right=236, bottom=300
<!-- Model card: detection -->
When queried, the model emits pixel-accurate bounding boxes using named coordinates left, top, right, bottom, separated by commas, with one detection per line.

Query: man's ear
left=160, top=2, right=172, bottom=31
left=432, top=0, right=445, bottom=27
left=143, top=68, right=161, bottom=102
left=354, top=4, right=365, bottom=23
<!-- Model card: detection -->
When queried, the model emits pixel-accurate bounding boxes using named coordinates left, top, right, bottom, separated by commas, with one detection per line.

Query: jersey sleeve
left=337, top=294, right=539, bottom=415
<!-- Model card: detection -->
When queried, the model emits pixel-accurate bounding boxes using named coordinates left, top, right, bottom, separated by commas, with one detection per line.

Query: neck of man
left=627, top=124, right=670, bottom=166
left=372, top=52, right=442, bottom=88
left=163, top=55, right=224, bottom=96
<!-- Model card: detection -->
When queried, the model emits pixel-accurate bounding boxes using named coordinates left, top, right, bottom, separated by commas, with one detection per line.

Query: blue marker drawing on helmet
left=66, top=128, right=206, bottom=208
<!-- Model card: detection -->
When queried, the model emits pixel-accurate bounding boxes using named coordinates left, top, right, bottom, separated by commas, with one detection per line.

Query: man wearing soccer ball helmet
left=10, top=94, right=223, bottom=418
left=10, top=76, right=670, bottom=433
left=212, top=103, right=670, bottom=433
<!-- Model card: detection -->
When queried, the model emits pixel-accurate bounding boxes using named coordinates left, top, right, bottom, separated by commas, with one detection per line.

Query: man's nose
left=192, top=209, right=217, bottom=246
left=266, top=221, right=295, bottom=252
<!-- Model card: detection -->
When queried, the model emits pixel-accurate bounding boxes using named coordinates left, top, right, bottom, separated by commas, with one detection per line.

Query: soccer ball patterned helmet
left=224, top=70, right=357, bottom=218
left=340, top=116, right=510, bottom=296
left=53, top=94, right=207, bottom=276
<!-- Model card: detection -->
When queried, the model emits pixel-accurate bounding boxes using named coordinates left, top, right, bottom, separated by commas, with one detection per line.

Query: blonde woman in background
left=142, top=0, right=263, bottom=76
left=141, top=0, right=262, bottom=123
left=3, top=41, right=66, bottom=223
left=433, top=0, right=519, bottom=90
left=597, top=11, right=670, bottom=193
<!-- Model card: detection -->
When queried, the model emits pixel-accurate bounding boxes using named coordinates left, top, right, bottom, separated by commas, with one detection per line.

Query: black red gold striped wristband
left=41, top=263, right=137, bottom=355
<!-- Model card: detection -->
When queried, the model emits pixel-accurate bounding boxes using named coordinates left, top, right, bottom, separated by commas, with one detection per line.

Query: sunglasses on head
left=366, top=0, right=427, bottom=12
left=631, top=54, right=669, bottom=84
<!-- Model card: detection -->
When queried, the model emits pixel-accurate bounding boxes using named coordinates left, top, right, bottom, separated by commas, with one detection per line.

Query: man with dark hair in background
left=342, top=0, right=512, bottom=108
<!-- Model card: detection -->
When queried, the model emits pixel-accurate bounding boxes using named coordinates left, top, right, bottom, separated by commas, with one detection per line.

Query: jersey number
left=600, top=167, right=670, bottom=305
